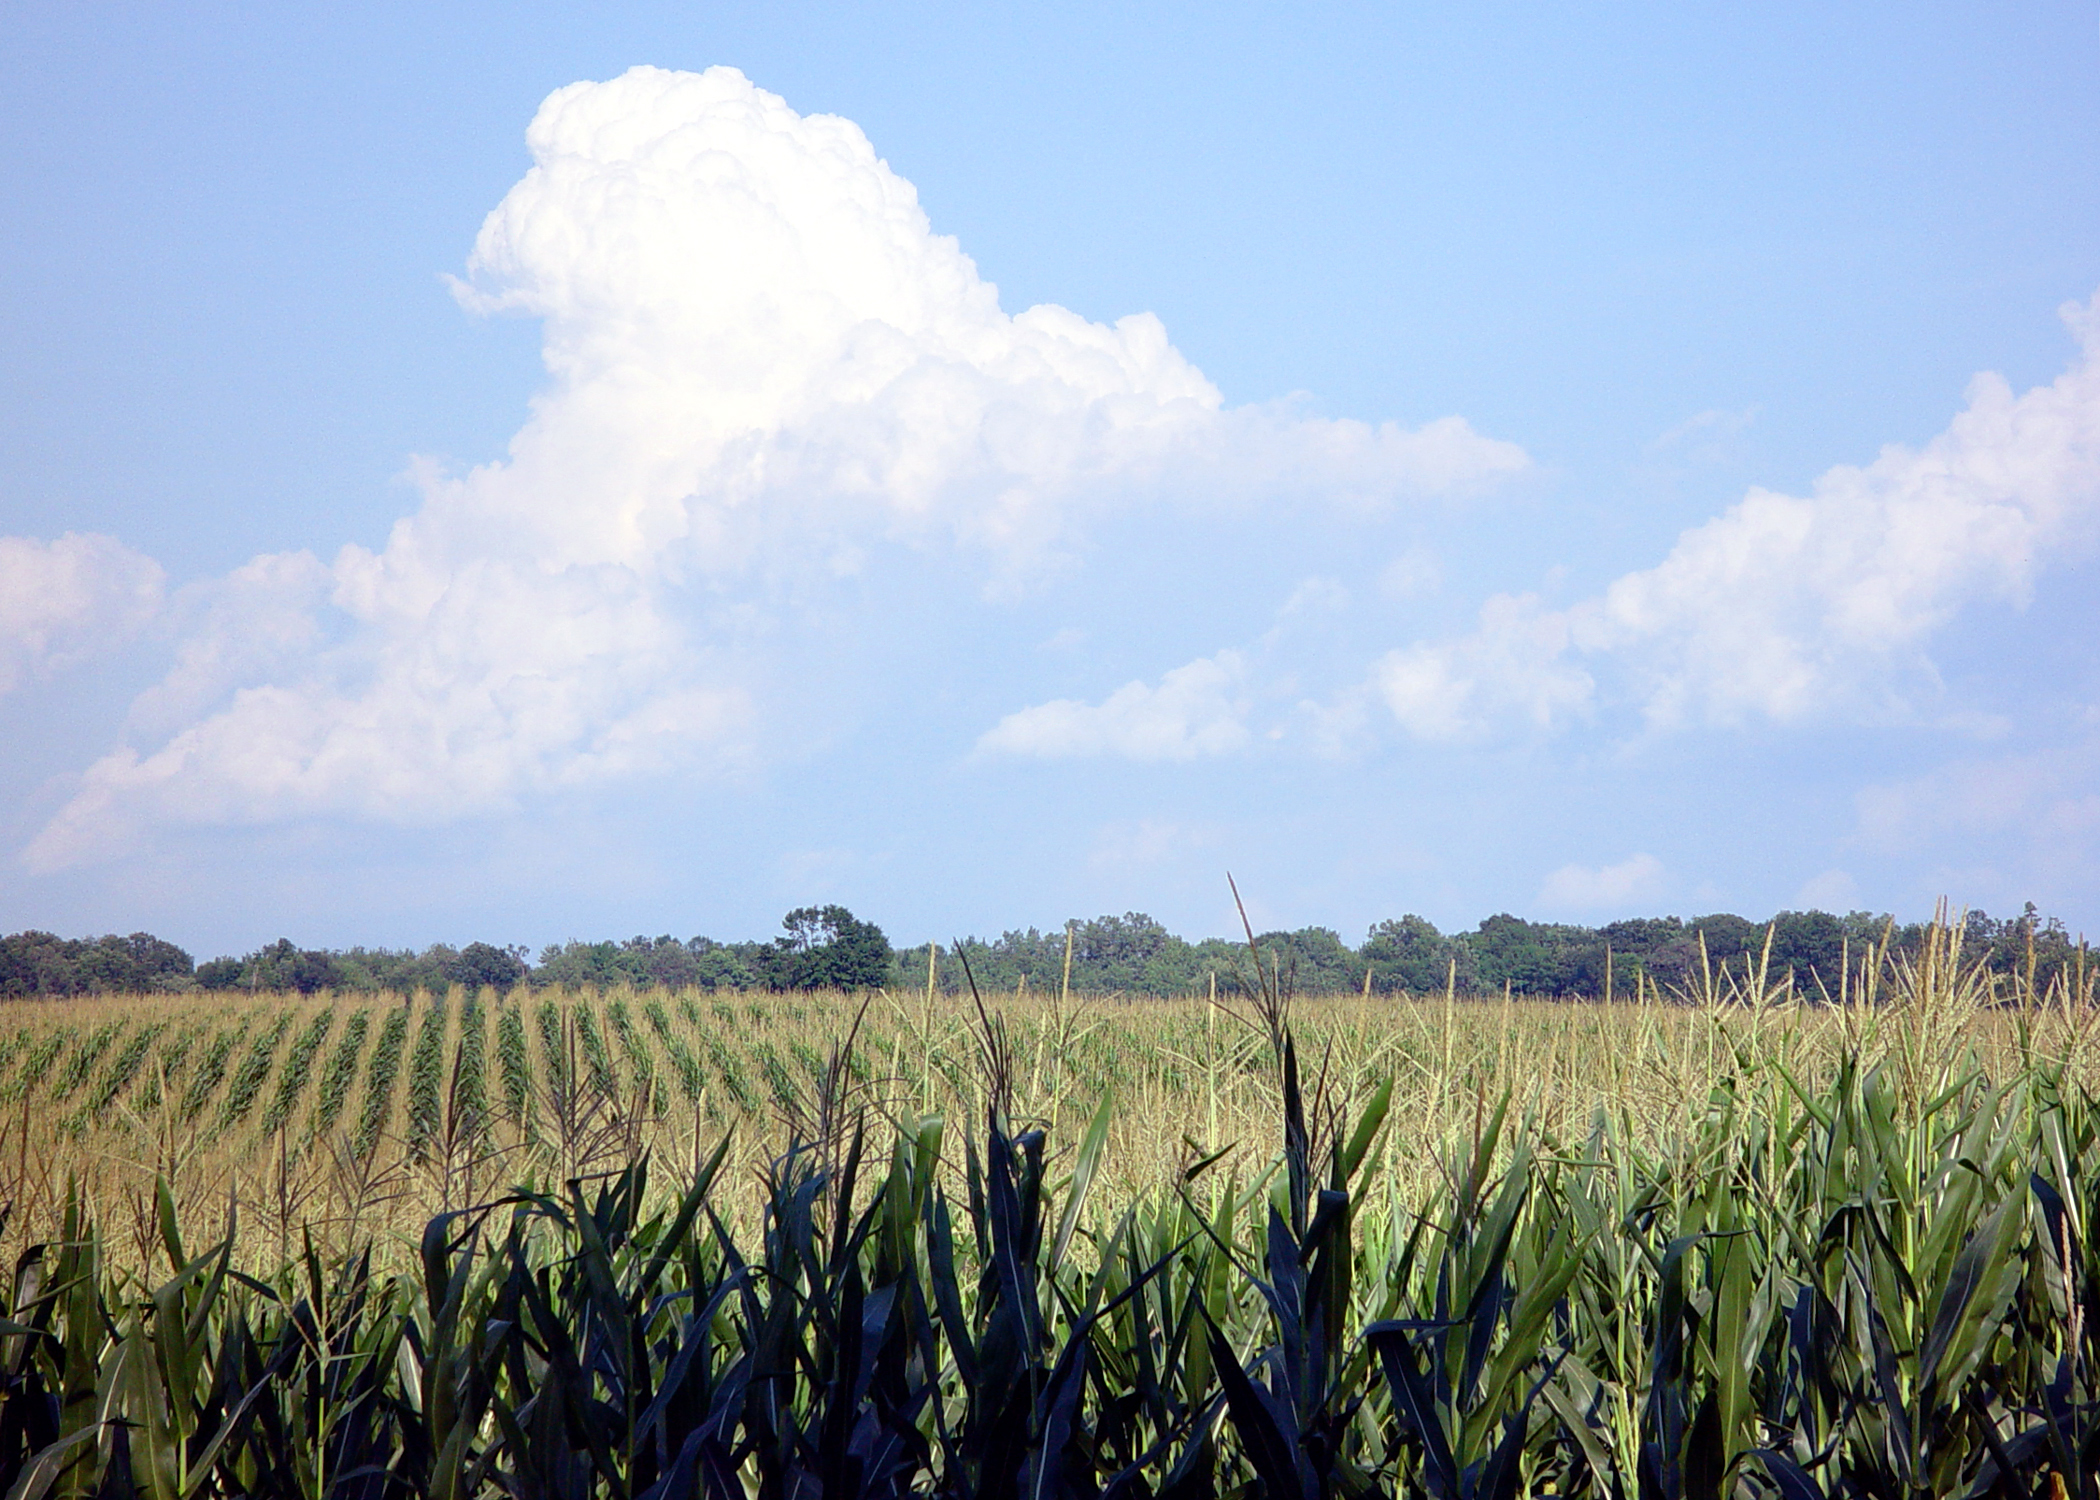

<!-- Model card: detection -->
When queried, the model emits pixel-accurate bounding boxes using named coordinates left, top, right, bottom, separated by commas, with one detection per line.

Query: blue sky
left=2, top=2, right=2096, bottom=956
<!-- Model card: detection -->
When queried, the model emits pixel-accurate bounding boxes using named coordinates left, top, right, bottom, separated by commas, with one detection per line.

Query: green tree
left=0, top=931, right=194, bottom=996
left=766, top=906, right=892, bottom=990
left=1253, top=926, right=1359, bottom=993
left=446, top=941, right=529, bottom=991
left=1362, top=915, right=1473, bottom=993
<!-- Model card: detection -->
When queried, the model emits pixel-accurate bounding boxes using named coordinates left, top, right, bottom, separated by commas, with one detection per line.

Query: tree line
left=0, top=900, right=2084, bottom=1001
left=905, top=905, right=2087, bottom=1000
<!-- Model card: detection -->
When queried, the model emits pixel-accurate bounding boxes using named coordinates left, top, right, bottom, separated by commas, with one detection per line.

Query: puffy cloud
left=977, top=651, right=1251, bottom=761
left=25, top=549, right=751, bottom=871
left=443, top=66, right=1521, bottom=575
left=1372, top=293, right=2100, bottom=739
left=1794, top=869, right=1860, bottom=910
left=1538, top=852, right=1668, bottom=910
left=1369, top=593, right=1594, bottom=741
left=0, top=533, right=163, bottom=696
left=28, top=66, right=1525, bottom=868
left=121, top=550, right=335, bottom=738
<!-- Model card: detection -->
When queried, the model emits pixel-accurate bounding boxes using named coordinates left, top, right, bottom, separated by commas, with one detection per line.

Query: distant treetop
left=0, top=902, right=2083, bottom=999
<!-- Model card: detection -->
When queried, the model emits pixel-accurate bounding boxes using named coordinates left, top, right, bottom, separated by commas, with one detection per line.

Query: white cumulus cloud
left=0, top=533, right=164, bottom=697
left=1794, top=869, right=1860, bottom=911
left=1538, top=852, right=1668, bottom=910
left=1369, top=293, right=2100, bottom=740
left=1370, top=592, right=1594, bottom=741
left=443, top=65, right=1521, bottom=573
left=977, top=651, right=1252, bottom=761
left=27, top=65, right=1526, bottom=869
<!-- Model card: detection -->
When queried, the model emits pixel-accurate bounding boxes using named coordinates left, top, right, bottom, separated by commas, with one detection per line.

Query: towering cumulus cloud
left=27, top=66, right=1525, bottom=869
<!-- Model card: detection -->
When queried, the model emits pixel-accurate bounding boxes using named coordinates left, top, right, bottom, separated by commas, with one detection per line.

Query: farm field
left=0, top=931, right=2090, bottom=1270
left=0, top=922, right=2097, bottom=1495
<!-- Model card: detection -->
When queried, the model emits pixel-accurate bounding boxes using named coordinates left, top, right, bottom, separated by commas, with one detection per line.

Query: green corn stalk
left=405, top=996, right=450, bottom=1158
left=258, top=1010, right=334, bottom=1136
left=453, top=992, right=488, bottom=1146
left=787, top=1037, right=825, bottom=1086
left=308, top=1008, right=369, bottom=1139
left=0, top=1034, right=21, bottom=1099
left=700, top=1030, right=758, bottom=1114
left=0, top=922, right=2096, bottom=1500
left=353, top=1004, right=411, bottom=1159
left=10, top=1027, right=73, bottom=1102
left=179, top=1021, right=245, bottom=1121
left=495, top=1002, right=534, bottom=1129
left=574, top=1003, right=618, bottom=1101
left=131, top=1023, right=200, bottom=1111
left=215, top=1012, right=292, bottom=1131
left=680, top=991, right=747, bottom=1109
left=606, top=999, right=654, bottom=1101
left=49, top=1020, right=125, bottom=1104
left=642, top=998, right=706, bottom=1105
left=753, top=1040, right=798, bottom=1112
left=81, top=1021, right=165, bottom=1121
left=534, top=998, right=568, bottom=1099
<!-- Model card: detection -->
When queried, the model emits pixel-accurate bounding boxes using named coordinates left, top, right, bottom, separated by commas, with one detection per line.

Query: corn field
left=0, top=921, right=2094, bottom=1494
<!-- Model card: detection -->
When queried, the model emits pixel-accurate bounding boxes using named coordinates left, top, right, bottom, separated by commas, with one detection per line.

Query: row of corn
left=0, top=990, right=2097, bottom=1500
left=0, top=991, right=1193, bottom=1144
